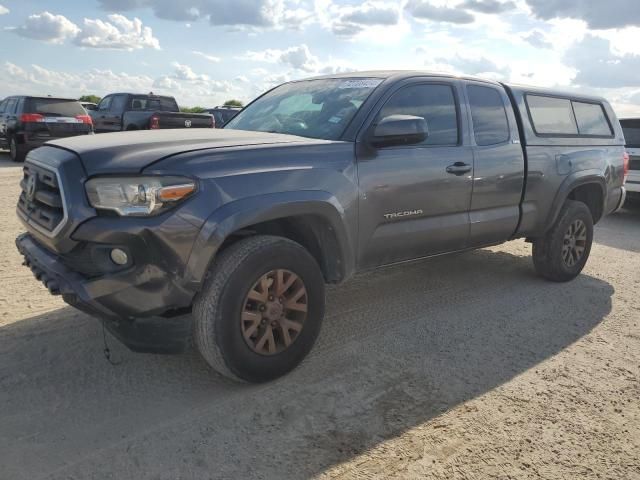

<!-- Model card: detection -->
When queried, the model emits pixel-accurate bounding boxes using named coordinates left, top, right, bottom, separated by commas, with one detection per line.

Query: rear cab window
left=26, top=98, right=85, bottom=117
left=526, top=95, right=613, bottom=138
left=130, top=96, right=179, bottom=112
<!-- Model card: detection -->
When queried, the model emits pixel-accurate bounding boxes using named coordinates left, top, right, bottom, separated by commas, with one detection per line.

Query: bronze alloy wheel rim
left=241, top=269, right=308, bottom=355
left=562, top=219, right=587, bottom=267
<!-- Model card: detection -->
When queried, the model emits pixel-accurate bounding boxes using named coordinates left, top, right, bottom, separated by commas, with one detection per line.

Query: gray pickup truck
left=15, top=71, right=627, bottom=382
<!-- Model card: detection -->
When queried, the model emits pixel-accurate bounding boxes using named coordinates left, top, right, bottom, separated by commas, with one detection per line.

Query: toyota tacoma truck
left=90, top=93, right=214, bottom=133
left=15, top=71, right=628, bottom=383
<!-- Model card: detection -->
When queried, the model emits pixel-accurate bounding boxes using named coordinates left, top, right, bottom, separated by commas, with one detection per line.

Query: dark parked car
left=16, top=71, right=627, bottom=382
left=0, top=96, right=92, bottom=162
left=80, top=101, right=98, bottom=111
left=620, top=118, right=639, bottom=200
left=207, top=106, right=241, bottom=128
left=90, top=93, right=214, bottom=132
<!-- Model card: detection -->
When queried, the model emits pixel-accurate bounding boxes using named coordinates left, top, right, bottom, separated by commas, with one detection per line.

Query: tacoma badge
left=384, top=209, right=423, bottom=220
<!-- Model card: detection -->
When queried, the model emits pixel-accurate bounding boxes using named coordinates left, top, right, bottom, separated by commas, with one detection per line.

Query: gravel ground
left=0, top=151, right=638, bottom=480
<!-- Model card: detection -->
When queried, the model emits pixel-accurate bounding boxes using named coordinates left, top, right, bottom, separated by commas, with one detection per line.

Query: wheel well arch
left=567, top=182, right=604, bottom=224
left=219, top=215, right=345, bottom=284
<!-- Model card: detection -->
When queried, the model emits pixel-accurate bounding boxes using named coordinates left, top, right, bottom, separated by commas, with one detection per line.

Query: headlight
left=85, top=176, right=196, bottom=216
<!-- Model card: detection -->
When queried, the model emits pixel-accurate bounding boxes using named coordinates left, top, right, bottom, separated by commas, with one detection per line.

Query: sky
left=0, top=0, right=639, bottom=116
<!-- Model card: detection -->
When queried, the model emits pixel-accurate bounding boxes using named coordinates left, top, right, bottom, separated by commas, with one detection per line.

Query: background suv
left=207, top=106, right=241, bottom=128
left=0, top=96, right=93, bottom=162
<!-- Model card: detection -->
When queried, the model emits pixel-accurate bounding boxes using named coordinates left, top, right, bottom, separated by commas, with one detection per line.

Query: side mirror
left=370, top=115, right=428, bottom=148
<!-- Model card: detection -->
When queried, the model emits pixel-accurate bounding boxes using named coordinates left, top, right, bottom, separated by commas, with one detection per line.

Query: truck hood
left=46, top=129, right=314, bottom=175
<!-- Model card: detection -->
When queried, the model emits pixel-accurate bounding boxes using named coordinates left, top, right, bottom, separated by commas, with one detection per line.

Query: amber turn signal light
left=157, top=183, right=196, bottom=202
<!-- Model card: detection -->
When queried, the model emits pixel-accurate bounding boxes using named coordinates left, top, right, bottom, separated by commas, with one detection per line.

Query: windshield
left=621, top=119, right=640, bottom=148
left=225, top=78, right=383, bottom=140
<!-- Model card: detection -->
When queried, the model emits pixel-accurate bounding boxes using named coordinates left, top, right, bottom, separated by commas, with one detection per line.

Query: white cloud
left=405, top=1, right=475, bottom=24
left=0, top=61, right=153, bottom=97
left=11, top=11, right=80, bottom=44
left=565, top=34, right=640, bottom=88
left=0, top=61, right=245, bottom=108
left=0, top=4, right=9, bottom=15
left=171, top=62, right=210, bottom=82
left=98, top=0, right=306, bottom=28
left=331, top=1, right=401, bottom=36
left=522, top=30, right=551, bottom=49
left=244, top=44, right=320, bottom=72
left=461, top=0, right=516, bottom=14
left=192, top=50, right=221, bottom=62
left=434, top=54, right=511, bottom=79
left=74, top=14, right=160, bottom=50
left=525, top=0, right=640, bottom=30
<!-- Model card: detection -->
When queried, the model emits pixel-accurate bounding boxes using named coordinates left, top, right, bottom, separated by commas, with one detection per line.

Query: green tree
left=223, top=99, right=243, bottom=107
left=180, top=106, right=208, bottom=113
left=79, top=95, right=101, bottom=104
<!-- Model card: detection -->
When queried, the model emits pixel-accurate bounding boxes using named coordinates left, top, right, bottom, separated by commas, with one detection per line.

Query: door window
left=0, top=99, right=7, bottom=114
left=376, top=84, right=459, bottom=146
left=5, top=98, right=17, bottom=114
left=97, top=96, right=112, bottom=111
left=110, top=95, right=127, bottom=112
left=467, top=85, right=510, bottom=146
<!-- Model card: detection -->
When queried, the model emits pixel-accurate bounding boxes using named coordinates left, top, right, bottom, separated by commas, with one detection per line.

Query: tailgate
left=155, top=112, right=213, bottom=129
left=27, top=117, right=92, bottom=138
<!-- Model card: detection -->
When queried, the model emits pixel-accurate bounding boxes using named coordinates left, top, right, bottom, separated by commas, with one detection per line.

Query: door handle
left=446, top=162, right=472, bottom=176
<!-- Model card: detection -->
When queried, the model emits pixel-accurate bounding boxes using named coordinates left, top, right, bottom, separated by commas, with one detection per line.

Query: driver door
left=356, top=80, right=474, bottom=269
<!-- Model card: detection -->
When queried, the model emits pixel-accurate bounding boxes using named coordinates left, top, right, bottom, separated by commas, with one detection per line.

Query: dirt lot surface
left=0, top=151, right=638, bottom=480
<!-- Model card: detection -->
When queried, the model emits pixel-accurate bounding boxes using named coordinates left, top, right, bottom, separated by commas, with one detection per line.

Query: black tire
left=9, top=136, right=25, bottom=163
left=193, top=235, right=325, bottom=382
left=532, top=199, right=594, bottom=282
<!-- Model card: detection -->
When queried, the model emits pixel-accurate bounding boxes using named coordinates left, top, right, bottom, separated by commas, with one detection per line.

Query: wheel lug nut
left=269, top=295, right=274, bottom=301
left=271, top=321, right=277, bottom=327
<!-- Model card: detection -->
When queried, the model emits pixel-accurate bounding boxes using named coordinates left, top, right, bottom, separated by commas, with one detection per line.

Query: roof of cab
left=291, top=70, right=612, bottom=105
left=299, top=70, right=503, bottom=86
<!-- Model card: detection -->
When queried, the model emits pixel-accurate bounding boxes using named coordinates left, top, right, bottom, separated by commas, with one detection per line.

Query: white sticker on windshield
left=328, top=116, right=342, bottom=124
left=338, top=79, right=382, bottom=89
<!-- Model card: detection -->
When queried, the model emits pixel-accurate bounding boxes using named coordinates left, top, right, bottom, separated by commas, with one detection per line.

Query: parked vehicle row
left=15, top=71, right=628, bottom=383
left=207, top=105, right=241, bottom=127
left=0, top=93, right=221, bottom=162
left=0, top=96, right=93, bottom=162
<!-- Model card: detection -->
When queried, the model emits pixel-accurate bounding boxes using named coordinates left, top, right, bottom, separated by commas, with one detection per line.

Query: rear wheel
left=193, top=235, right=325, bottom=382
left=9, top=136, right=25, bottom=162
left=532, top=200, right=593, bottom=282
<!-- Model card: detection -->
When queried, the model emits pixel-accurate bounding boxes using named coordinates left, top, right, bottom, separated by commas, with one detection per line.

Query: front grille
left=629, top=155, right=640, bottom=171
left=17, top=161, right=66, bottom=235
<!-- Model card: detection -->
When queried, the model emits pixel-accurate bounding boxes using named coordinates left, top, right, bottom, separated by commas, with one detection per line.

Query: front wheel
left=532, top=200, right=594, bottom=282
left=193, top=235, right=325, bottom=382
